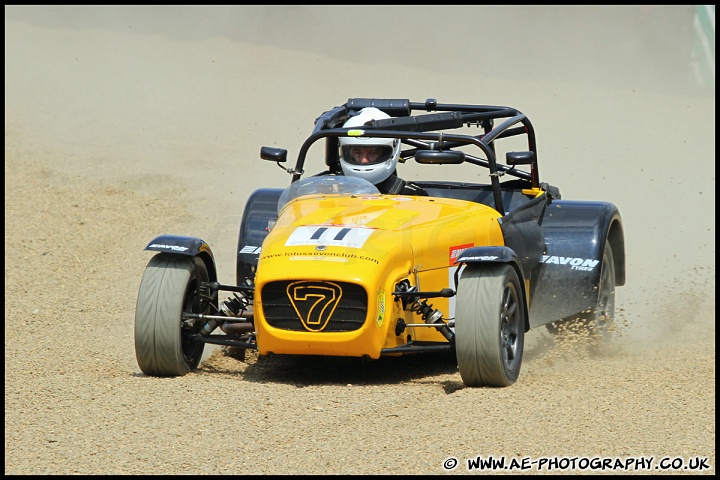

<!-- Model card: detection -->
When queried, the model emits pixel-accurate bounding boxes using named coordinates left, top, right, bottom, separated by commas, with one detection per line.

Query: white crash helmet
left=339, top=107, right=401, bottom=185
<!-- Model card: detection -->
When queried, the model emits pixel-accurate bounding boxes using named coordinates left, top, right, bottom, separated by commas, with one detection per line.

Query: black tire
left=236, top=188, right=282, bottom=285
left=135, top=254, right=212, bottom=376
left=455, top=264, right=526, bottom=387
left=591, top=241, right=616, bottom=337
left=545, top=242, right=616, bottom=337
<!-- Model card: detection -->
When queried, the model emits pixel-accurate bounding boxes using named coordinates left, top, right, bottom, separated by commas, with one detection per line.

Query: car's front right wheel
left=135, top=253, right=212, bottom=376
left=455, top=264, right=525, bottom=387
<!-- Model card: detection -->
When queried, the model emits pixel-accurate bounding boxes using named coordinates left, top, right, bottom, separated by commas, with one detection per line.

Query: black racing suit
left=375, top=174, right=428, bottom=196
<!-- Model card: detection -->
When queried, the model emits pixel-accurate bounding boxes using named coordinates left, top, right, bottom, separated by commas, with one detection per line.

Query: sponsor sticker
left=540, top=255, right=600, bottom=271
left=239, top=245, right=262, bottom=254
left=376, top=289, right=386, bottom=327
left=149, top=244, right=189, bottom=252
left=449, top=243, right=474, bottom=265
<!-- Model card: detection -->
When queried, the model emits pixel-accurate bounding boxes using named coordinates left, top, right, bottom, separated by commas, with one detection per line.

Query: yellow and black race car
left=134, top=98, right=625, bottom=387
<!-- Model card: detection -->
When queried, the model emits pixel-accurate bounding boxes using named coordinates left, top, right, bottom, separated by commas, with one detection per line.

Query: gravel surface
left=5, top=6, right=715, bottom=475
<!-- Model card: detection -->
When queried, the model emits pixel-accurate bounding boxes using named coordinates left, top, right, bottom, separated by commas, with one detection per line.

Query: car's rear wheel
left=135, top=254, right=211, bottom=376
left=591, top=242, right=616, bottom=337
left=546, top=242, right=616, bottom=338
left=455, top=264, right=525, bottom=387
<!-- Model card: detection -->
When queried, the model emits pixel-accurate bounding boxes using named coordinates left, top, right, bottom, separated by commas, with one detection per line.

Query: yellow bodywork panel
left=253, top=193, right=505, bottom=358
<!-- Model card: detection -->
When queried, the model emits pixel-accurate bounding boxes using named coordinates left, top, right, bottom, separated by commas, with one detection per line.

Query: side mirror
left=261, top=146, right=287, bottom=163
left=506, top=151, right=535, bottom=165
left=415, top=150, right=465, bottom=165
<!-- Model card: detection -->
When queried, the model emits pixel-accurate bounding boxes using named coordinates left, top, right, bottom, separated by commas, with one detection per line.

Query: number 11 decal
left=285, top=226, right=375, bottom=248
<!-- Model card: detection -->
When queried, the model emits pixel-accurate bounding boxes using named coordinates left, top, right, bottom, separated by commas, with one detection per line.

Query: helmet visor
left=342, top=145, right=394, bottom=166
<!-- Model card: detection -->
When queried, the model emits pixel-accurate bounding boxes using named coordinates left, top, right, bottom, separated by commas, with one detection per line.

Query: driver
left=339, top=107, right=427, bottom=196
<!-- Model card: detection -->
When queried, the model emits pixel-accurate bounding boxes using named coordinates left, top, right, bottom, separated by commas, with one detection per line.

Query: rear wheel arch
left=607, top=219, right=625, bottom=287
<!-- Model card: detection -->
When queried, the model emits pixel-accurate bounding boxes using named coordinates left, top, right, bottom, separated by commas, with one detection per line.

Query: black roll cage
left=279, top=98, right=541, bottom=215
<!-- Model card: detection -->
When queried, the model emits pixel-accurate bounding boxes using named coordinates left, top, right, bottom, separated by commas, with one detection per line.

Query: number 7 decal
left=287, top=281, right=342, bottom=331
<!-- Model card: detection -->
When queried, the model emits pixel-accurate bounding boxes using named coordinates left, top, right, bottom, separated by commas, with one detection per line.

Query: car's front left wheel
left=455, top=264, right=526, bottom=387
